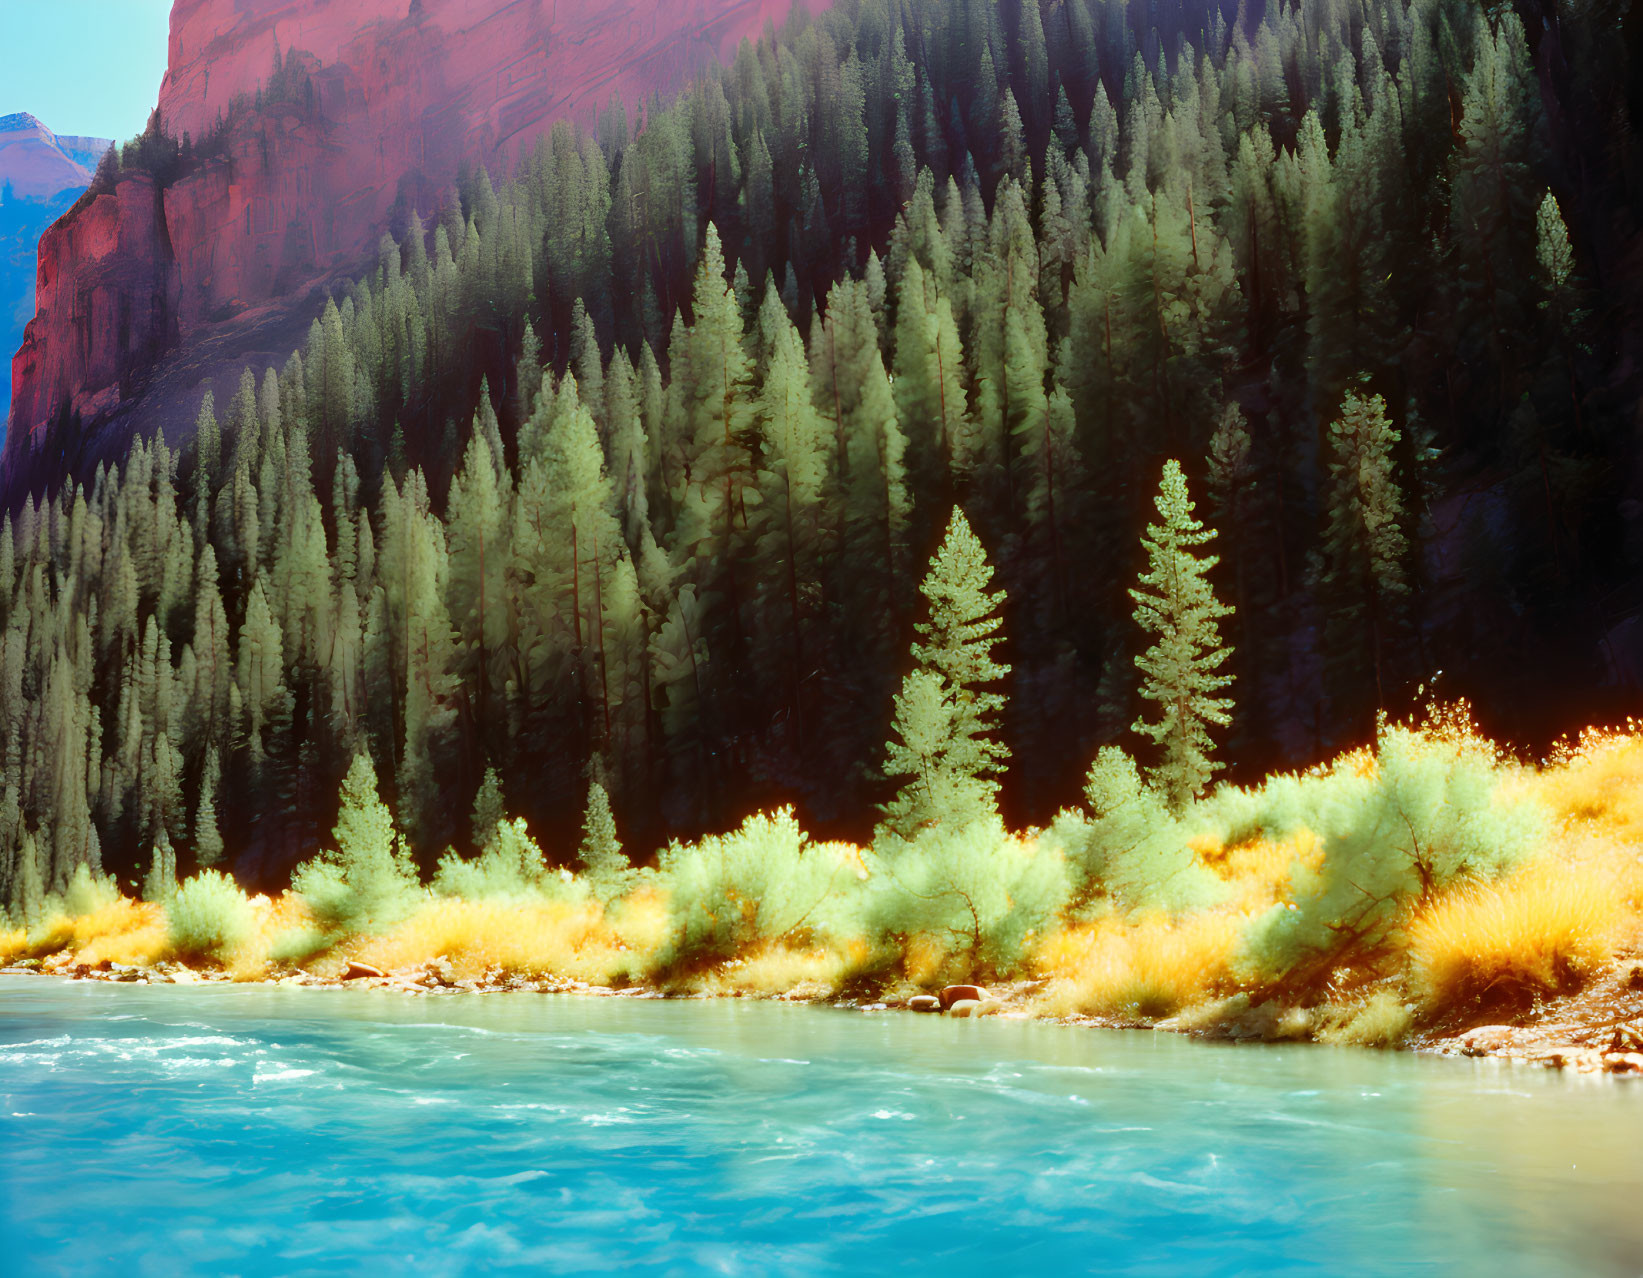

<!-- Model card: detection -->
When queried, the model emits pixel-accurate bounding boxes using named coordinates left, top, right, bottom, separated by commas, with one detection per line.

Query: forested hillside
left=2, top=0, right=1640, bottom=905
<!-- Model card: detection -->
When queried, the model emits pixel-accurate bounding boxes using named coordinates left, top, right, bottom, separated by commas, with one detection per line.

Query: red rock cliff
left=6, top=0, right=822, bottom=490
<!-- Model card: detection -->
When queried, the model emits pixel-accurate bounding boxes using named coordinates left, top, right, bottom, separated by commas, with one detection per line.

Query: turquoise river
left=1, top=977, right=1641, bottom=1275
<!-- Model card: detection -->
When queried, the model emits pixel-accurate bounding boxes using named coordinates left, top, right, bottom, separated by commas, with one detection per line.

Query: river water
left=1, top=977, right=1640, bottom=1275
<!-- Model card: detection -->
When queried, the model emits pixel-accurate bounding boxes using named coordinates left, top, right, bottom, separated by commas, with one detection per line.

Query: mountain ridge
left=0, top=112, right=110, bottom=202
left=4, top=0, right=823, bottom=497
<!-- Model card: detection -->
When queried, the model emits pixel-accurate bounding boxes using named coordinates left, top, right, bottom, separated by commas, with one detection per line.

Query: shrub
left=866, top=817, right=1067, bottom=978
left=63, top=864, right=122, bottom=917
left=167, top=870, right=256, bottom=964
left=432, top=818, right=579, bottom=903
left=1316, top=990, right=1415, bottom=1049
left=1407, top=860, right=1624, bottom=1013
left=8, top=866, right=141, bottom=963
left=72, top=899, right=169, bottom=968
left=1050, top=748, right=1221, bottom=913
left=657, top=809, right=861, bottom=969
left=1531, top=728, right=1643, bottom=839
left=268, top=925, right=331, bottom=966
left=0, top=878, right=166, bottom=967
left=604, top=885, right=671, bottom=964
left=1239, top=720, right=1544, bottom=989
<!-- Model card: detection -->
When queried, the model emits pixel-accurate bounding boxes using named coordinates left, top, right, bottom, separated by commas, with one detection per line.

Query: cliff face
left=0, top=118, right=113, bottom=425
left=5, top=0, right=818, bottom=492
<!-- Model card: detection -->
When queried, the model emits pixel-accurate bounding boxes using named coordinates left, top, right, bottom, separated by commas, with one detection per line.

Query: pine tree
left=1534, top=190, right=1586, bottom=441
left=969, top=178, right=1046, bottom=513
left=578, top=777, right=631, bottom=896
left=194, top=391, right=222, bottom=490
left=515, top=377, right=625, bottom=753
left=1130, top=461, right=1234, bottom=811
left=1321, top=390, right=1409, bottom=712
left=1448, top=10, right=1541, bottom=414
left=1536, top=191, right=1578, bottom=325
left=379, top=472, right=459, bottom=841
left=1015, top=383, right=1082, bottom=627
left=471, top=765, right=506, bottom=850
left=751, top=310, right=830, bottom=744
left=142, top=830, right=177, bottom=902
left=445, top=426, right=511, bottom=734
left=14, top=830, right=45, bottom=927
left=673, top=225, right=756, bottom=697
left=194, top=748, right=224, bottom=867
left=892, top=256, right=972, bottom=488
left=235, top=574, right=287, bottom=768
left=292, top=750, right=418, bottom=931
left=813, top=277, right=911, bottom=610
left=880, top=509, right=1010, bottom=839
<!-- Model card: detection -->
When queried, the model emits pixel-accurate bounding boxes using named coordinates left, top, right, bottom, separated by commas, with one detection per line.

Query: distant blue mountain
left=1, top=192, right=83, bottom=436
left=0, top=115, right=110, bottom=440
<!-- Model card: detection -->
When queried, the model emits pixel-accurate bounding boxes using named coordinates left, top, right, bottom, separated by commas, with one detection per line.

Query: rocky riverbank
left=7, top=952, right=1642, bottom=1077
left=0, top=953, right=1039, bottom=1015
left=1415, top=957, right=1643, bottom=1077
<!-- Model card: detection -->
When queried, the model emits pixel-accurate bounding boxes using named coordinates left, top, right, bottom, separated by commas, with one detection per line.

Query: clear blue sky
left=1, top=1, right=173, bottom=141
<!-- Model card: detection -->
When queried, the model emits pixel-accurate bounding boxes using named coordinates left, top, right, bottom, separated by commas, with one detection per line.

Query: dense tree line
left=2, top=0, right=1640, bottom=908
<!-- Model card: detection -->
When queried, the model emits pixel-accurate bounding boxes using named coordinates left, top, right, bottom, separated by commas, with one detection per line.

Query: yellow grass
left=222, top=895, right=311, bottom=980
left=605, top=888, right=672, bottom=966
left=1034, top=910, right=1244, bottom=1019
left=1535, top=726, right=1643, bottom=838
left=1315, top=989, right=1416, bottom=1048
left=71, top=899, right=171, bottom=968
left=1407, top=860, right=1628, bottom=1011
left=0, top=924, right=28, bottom=965
left=359, top=896, right=638, bottom=984
left=1521, top=728, right=1643, bottom=912
left=902, top=931, right=950, bottom=986
left=0, top=898, right=170, bottom=968
left=692, top=941, right=852, bottom=998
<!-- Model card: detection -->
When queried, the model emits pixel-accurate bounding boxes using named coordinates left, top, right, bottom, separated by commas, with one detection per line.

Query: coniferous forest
left=2, top=0, right=1642, bottom=983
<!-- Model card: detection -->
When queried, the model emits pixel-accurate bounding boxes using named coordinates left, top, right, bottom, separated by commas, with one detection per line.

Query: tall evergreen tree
left=1130, top=461, right=1234, bottom=811
left=1320, top=390, right=1409, bottom=714
left=880, top=509, right=1010, bottom=839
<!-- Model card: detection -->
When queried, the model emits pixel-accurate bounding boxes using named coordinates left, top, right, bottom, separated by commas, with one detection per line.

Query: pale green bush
left=866, top=817, right=1068, bottom=976
left=62, top=863, right=121, bottom=917
left=167, top=870, right=255, bottom=963
left=1239, top=724, right=1545, bottom=986
left=268, top=926, right=330, bottom=966
left=1049, top=747, right=1221, bottom=913
left=657, top=808, right=858, bottom=968
left=432, top=818, right=583, bottom=903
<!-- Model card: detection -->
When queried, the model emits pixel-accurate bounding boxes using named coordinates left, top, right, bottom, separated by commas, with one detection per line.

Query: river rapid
left=1, top=977, right=1640, bottom=1275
